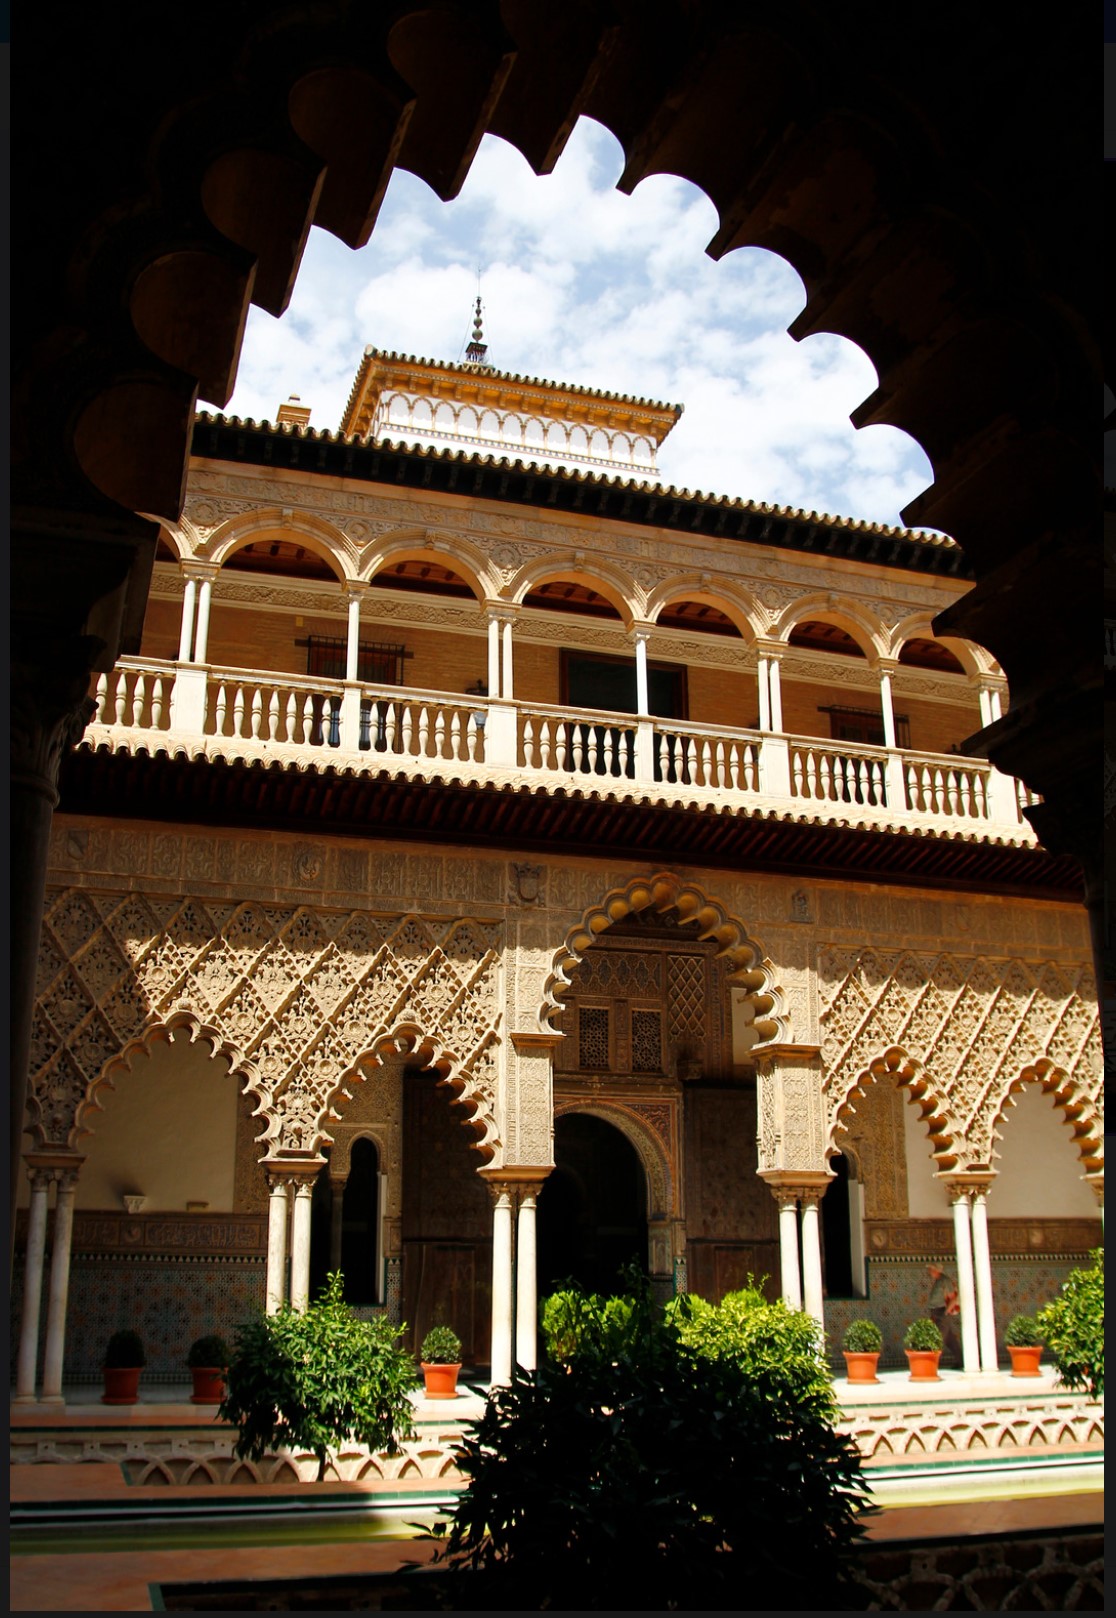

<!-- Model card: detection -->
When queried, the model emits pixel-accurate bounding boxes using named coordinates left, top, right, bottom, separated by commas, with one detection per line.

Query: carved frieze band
left=864, top=1218, right=1103, bottom=1257
left=12, top=1208, right=267, bottom=1257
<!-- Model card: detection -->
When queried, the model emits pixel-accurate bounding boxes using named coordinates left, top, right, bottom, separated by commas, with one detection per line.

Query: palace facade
left=14, top=342, right=1102, bottom=1399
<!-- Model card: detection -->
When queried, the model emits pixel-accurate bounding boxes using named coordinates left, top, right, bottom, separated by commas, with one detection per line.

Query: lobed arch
left=204, top=508, right=356, bottom=581
left=987, top=1056, right=1104, bottom=1178
left=61, top=1008, right=256, bottom=1152
left=509, top=554, right=642, bottom=625
left=645, top=576, right=760, bottom=642
left=553, top=1097, right=674, bottom=1220
left=772, top=595, right=886, bottom=663
left=830, top=1045, right=959, bottom=1171
left=543, top=870, right=785, bottom=1051
left=361, top=531, right=495, bottom=600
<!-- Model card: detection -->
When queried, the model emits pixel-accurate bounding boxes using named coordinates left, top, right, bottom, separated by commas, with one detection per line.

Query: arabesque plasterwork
left=820, top=947, right=1103, bottom=1175
left=29, top=889, right=504, bottom=1162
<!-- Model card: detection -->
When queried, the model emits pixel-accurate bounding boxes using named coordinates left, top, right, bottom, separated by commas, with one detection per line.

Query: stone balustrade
left=88, top=659, right=1038, bottom=843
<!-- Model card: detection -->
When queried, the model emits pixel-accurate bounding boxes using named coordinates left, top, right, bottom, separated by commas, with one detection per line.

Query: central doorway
left=538, top=1112, right=648, bottom=1297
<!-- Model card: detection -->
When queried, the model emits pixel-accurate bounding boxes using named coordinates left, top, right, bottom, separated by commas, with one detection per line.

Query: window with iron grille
left=818, top=704, right=910, bottom=748
left=578, top=1006, right=610, bottom=1070
left=631, top=1009, right=663, bottom=1072
left=302, top=636, right=408, bottom=685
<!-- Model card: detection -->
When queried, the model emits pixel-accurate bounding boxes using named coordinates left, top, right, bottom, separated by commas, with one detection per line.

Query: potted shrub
left=103, top=1329, right=146, bottom=1404
left=841, top=1319, right=882, bottom=1383
left=187, top=1333, right=232, bottom=1404
left=903, top=1317, right=943, bottom=1381
left=1003, top=1314, right=1044, bottom=1376
left=420, top=1325, right=464, bottom=1399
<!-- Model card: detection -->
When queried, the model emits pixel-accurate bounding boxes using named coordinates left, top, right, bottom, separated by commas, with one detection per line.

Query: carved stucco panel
left=819, top=947, right=1102, bottom=1172
left=30, top=890, right=505, bottom=1162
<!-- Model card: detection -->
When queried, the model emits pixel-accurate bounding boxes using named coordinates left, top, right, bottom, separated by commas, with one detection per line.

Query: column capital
left=937, top=1171, right=996, bottom=1195
left=181, top=560, right=220, bottom=582
left=628, top=620, right=655, bottom=644
left=754, top=636, right=786, bottom=660
left=484, top=601, right=519, bottom=625
left=877, top=656, right=900, bottom=676
left=509, top=1030, right=562, bottom=1054
left=341, top=578, right=370, bottom=597
left=264, top=1156, right=324, bottom=1190
left=12, top=642, right=102, bottom=806
left=759, top=1170, right=834, bottom=1203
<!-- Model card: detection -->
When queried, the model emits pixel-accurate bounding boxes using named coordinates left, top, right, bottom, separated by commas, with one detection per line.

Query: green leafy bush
left=420, top=1325, right=463, bottom=1364
left=187, top=1333, right=231, bottom=1368
left=219, top=1272, right=418, bottom=1480
left=1004, top=1314, right=1043, bottom=1349
left=541, top=1283, right=637, bottom=1365
left=903, top=1317, right=943, bottom=1352
left=436, top=1276, right=869, bottom=1610
left=1036, top=1249, right=1103, bottom=1398
left=843, top=1319, right=883, bottom=1354
left=105, top=1329, right=145, bottom=1368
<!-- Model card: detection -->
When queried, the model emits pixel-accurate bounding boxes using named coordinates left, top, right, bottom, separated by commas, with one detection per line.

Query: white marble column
left=192, top=576, right=213, bottom=663
left=757, top=654, right=771, bottom=731
left=265, top=1176, right=290, bottom=1314
left=776, top=1191, right=802, bottom=1310
left=489, top=1182, right=515, bottom=1386
left=41, top=1169, right=79, bottom=1403
left=633, top=630, right=650, bottom=716
left=329, top=1176, right=347, bottom=1274
left=501, top=616, right=515, bottom=701
left=178, top=575, right=198, bottom=661
left=977, top=683, right=994, bottom=727
left=970, top=1188, right=999, bottom=1371
left=345, top=589, right=362, bottom=681
left=799, top=1191, right=825, bottom=1327
left=768, top=651, right=784, bottom=732
left=289, top=1180, right=314, bottom=1311
left=878, top=663, right=897, bottom=748
left=15, top=1167, right=53, bottom=1400
left=486, top=613, right=501, bottom=697
left=950, top=1189, right=981, bottom=1373
left=515, top=1184, right=540, bottom=1373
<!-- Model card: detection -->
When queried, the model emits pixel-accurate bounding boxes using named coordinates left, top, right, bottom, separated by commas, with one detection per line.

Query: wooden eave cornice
left=339, top=350, right=683, bottom=443
left=59, top=746, right=1080, bottom=903
left=191, top=415, right=970, bottom=579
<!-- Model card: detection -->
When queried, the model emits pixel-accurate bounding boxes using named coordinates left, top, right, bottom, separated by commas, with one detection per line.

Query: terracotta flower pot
left=905, top=1349, right=942, bottom=1381
left=1007, top=1344, right=1043, bottom=1377
left=421, top=1362, right=461, bottom=1399
left=102, top=1366, right=142, bottom=1404
left=190, top=1367, right=227, bottom=1404
left=842, top=1350, right=881, bottom=1384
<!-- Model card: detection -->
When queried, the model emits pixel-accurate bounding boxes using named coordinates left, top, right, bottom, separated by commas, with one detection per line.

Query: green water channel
left=11, top=1505, right=450, bottom=1556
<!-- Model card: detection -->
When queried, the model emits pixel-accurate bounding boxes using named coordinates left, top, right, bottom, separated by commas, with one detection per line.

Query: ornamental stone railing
left=87, top=658, right=1037, bottom=843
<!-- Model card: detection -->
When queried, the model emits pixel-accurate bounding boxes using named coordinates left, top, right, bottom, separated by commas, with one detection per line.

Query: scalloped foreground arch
left=544, top=871, right=785, bottom=1054
left=29, top=890, right=504, bottom=1161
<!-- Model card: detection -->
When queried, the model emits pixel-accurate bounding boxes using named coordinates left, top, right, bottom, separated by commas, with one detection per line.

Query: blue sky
left=225, top=118, right=939, bottom=529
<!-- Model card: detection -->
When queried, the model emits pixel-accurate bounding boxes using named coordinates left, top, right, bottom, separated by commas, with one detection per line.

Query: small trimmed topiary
left=1004, top=1314, right=1043, bottom=1348
left=105, top=1329, right=146, bottom=1368
left=187, top=1333, right=232, bottom=1368
left=843, top=1319, right=883, bottom=1354
left=420, top=1325, right=463, bottom=1364
left=903, top=1317, right=943, bottom=1352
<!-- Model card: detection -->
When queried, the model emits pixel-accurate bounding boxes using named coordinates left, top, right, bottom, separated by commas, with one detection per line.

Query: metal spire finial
left=465, top=294, right=489, bottom=367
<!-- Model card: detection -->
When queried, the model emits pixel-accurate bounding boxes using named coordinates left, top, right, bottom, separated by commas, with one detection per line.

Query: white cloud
left=223, top=117, right=938, bottom=529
